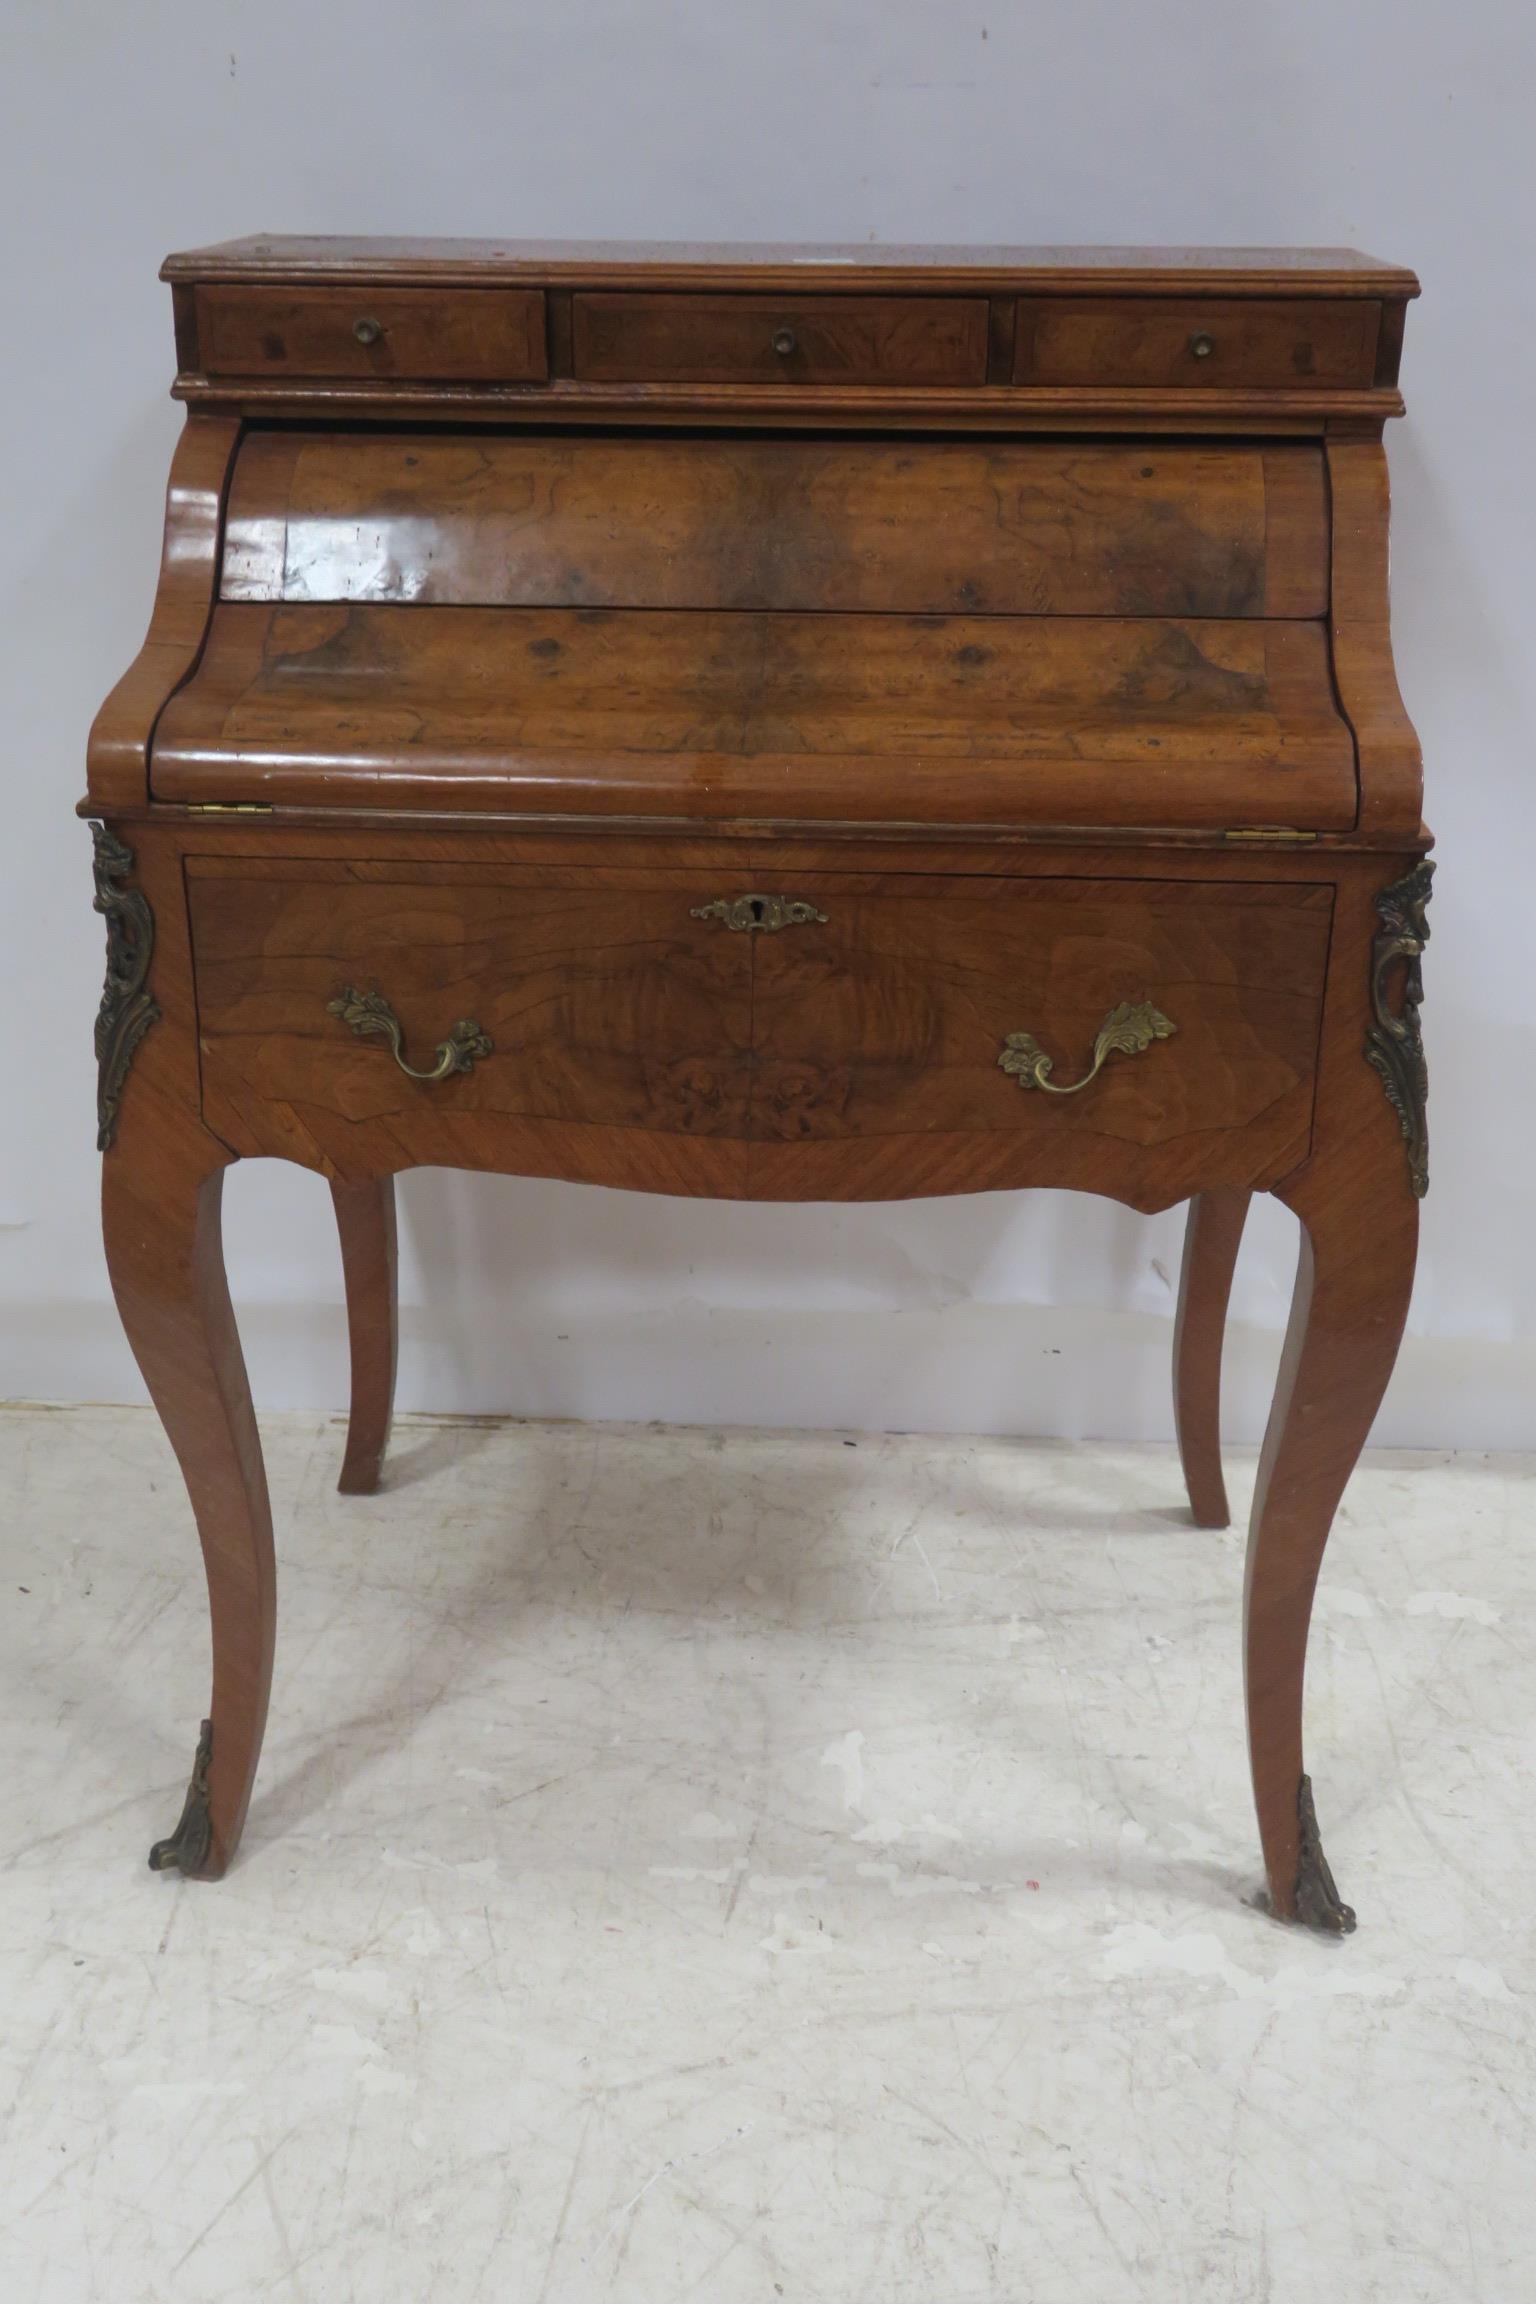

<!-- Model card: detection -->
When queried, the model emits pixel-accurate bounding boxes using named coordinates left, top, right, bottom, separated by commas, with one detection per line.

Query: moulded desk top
left=162, top=237, right=1420, bottom=297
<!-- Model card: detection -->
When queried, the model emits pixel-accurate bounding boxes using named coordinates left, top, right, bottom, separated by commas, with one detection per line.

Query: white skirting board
left=7, top=1298, right=1534, bottom=1452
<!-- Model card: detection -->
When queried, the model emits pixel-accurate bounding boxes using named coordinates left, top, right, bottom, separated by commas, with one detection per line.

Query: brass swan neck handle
left=999, top=1000, right=1176, bottom=1096
left=327, top=987, right=493, bottom=1081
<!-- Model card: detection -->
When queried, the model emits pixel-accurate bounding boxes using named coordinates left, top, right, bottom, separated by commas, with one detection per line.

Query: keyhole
left=746, top=896, right=768, bottom=925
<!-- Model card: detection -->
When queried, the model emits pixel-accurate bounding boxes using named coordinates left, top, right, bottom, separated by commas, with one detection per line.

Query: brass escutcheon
left=327, top=987, right=493, bottom=1081
left=999, top=999, right=1176, bottom=1096
left=690, top=894, right=828, bottom=934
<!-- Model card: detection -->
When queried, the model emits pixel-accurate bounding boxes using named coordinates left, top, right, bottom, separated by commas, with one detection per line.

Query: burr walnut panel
left=189, top=865, right=754, bottom=1141
left=152, top=600, right=1355, bottom=829
left=746, top=876, right=1330, bottom=1179
left=186, top=862, right=1329, bottom=1203
left=220, top=432, right=1330, bottom=619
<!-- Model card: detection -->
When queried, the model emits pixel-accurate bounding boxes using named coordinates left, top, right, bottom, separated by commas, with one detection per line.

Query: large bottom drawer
left=188, top=860, right=1331, bottom=1190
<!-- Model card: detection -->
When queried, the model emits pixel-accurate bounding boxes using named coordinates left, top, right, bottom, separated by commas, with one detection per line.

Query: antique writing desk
left=88, top=239, right=1429, bottom=1929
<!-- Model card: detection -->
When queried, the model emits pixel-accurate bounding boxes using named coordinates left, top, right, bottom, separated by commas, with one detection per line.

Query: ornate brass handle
left=999, top=1000, right=1176, bottom=1096
left=690, top=894, right=828, bottom=934
left=327, top=987, right=493, bottom=1081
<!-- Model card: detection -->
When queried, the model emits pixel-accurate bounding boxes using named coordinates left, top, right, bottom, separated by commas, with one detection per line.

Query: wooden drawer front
left=1014, top=297, right=1380, bottom=389
left=189, top=864, right=1328, bottom=1196
left=188, top=865, right=752, bottom=1138
left=572, top=292, right=988, bottom=385
left=750, top=878, right=1331, bottom=1176
left=194, top=286, right=548, bottom=382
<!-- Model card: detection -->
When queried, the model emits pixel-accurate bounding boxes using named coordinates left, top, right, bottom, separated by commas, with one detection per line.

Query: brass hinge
left=185, top=802, right=274, bottom=814
left=1222, top=826, right=1318, bottom=845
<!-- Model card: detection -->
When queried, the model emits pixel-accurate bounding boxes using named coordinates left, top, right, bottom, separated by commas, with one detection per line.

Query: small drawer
left=1013, top=297, right=1380, bottom=389
left=571, top=292, right=989, bottom=386
left=193, top=286, right=548, bottom=382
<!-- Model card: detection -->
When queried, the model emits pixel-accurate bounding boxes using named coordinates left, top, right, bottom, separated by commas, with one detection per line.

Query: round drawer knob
left=352, top=316, right=384, bottom=346
left=1188, top=329, right=1215, bottom=360
left=771, top=326, right=797, bottom=358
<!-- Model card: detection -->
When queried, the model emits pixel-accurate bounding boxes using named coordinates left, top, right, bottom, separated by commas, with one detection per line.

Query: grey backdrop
left=3, top=1, right=1532, bottom=1444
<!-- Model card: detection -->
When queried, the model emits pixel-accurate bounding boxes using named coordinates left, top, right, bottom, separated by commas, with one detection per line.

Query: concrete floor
left=1, top=1405, right=1532, bottom=2301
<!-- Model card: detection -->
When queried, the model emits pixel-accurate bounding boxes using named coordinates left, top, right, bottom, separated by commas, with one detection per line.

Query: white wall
left=3, top=1, right=1533, bottom=1445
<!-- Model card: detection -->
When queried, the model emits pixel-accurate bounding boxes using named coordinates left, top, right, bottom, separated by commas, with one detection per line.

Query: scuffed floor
left=1, top=1404, right=1532, bottom=2301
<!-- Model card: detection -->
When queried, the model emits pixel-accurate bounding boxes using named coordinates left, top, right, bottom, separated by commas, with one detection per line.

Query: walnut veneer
left=86, top=240, right=1430, bottom=1930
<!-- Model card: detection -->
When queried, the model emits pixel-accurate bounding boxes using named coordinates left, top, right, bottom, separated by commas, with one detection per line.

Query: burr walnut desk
left=87, top=239, right=1429, bottom=1931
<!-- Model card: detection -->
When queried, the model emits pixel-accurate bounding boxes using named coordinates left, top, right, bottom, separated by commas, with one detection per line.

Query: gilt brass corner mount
left=148, top=1718, right=214, bottom=1877
left=1292, top=1772, right=1357, bottom=1934
left=1365, top=860, right=1434, bottom=1198
left=90, top=821, right=161, bottom=1152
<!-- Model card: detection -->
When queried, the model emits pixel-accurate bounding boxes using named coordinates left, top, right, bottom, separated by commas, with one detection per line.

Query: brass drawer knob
left=327, top=987, right=492, bottom=1081
left=352, top=316, right=385, bottom=346
left=1188, top=329, right=1215, bottom=359
left=691, top=893, right=827, bottom=934
left=771, top=326, right=798, bottom=358
left=999, top=1000, right=1176, bottom=1096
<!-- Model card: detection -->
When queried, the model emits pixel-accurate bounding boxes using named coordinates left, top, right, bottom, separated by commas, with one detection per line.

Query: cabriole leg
left=1172, top=1189, right=1251, bottom=1528
left=330, top=1176, right=399, bottom=1495
left=103, top=1139, right=275, bottom=1879
left=1244, top=1184, right=1415, bottom=1928
left=1245, top=861, right=1430, bottom=1930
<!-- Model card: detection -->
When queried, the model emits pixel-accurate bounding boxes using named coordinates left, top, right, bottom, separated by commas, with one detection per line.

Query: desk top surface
left=163, top=237, right=1419, bottom=296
